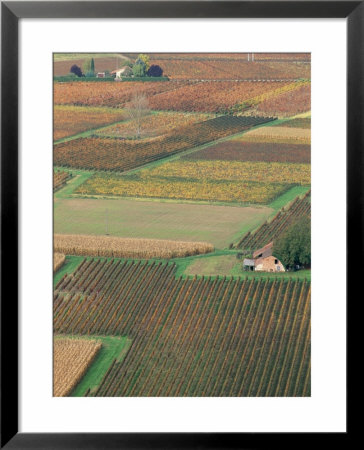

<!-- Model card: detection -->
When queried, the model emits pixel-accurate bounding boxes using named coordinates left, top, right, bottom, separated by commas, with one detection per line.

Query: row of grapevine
left=53, top=170, right=72, bottom=192
left=54, top=258, right=311, bottom=397
left=235, top=190, right=311, bottom=251
left=54, top=115, right=275, bottom=172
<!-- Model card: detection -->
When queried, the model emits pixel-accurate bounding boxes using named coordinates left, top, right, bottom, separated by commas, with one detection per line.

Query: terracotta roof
left=253, top=241, right=273, bottom=259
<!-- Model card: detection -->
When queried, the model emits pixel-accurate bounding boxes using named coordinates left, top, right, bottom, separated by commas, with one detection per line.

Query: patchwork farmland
left=53, top=52, right=311, bottom=397
left=54, top=259, right=311, bottom=397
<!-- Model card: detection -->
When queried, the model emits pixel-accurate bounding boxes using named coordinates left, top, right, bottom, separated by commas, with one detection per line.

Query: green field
left=54, top=197, right=273, bottom=249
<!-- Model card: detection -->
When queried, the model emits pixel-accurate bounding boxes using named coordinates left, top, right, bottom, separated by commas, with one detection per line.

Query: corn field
left=53, top=337, right=102, bottom=396
left=54, top=234, right=214, bottom=259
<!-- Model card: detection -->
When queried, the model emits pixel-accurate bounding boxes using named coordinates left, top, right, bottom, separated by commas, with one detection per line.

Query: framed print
left=1, top=1, right=359, bottom=448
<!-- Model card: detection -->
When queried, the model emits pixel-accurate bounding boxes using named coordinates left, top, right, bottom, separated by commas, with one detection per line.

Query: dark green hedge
left=54, top=77, right=115, bottom=82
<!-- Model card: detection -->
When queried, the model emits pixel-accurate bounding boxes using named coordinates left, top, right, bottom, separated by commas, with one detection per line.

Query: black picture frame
left=1, top=1, right=359, bottom=448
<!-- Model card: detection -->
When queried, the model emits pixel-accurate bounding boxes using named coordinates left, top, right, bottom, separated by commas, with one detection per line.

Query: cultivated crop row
left=54, top=234, right=214, bottom=259
left=54, top=259, right=311, bottom=397
left=54, top=170, right=72, bottom=191
left=54, top=115, right=274, bottom=172
left=236, top=190, right=311, bottom=251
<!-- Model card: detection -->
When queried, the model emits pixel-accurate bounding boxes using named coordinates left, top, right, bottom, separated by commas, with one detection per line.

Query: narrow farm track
left=54, top=258, right=311, bottom=397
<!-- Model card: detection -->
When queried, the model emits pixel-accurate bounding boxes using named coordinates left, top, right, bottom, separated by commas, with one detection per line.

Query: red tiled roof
left=253, top=241, right=273, bottom=259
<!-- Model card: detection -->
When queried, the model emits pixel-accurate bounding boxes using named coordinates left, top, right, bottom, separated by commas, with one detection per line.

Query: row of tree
left=131, top=54, right=163, bottom=77
left=69, top=54, right=164, bottom=78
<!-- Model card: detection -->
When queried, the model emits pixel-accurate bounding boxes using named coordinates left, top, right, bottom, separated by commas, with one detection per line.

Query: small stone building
left=254, top=255, right=285, bottom=272
left=242, top=241, right=285, bottom=273
left=243, top=258, right=255, bottom=271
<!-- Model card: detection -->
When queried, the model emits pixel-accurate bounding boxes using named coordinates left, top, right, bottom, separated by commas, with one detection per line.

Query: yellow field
left=54, top=234, right=214, bottom=258
left=53, top=252, right=65, bottom=272
left=76, top=175, right=289, bottom=204
left=142, top=160, right=311, bottom=185
left=53, top=337, right=102, bottom=397
left=238, top=126, right=311, bottom=144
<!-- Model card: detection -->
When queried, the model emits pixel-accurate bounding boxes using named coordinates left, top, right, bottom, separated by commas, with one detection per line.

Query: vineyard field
left=254, top=84, right=311, bottom=117
left=123, top=52, right=310, bottom=62
left=54, top=80, right=194, bottom=107
left=183, top=141, right=311, bottom=164
left=150, top=59, right=311, bottom=80
left=95, top=111, right=212, bottom=139
left=238, top=125, right=311, bottom=144
left=54, top=259, right=311, bottom=397
left=136, top=160, right=311, bottom=185
left=273, top=117, right=311, bottom=129
left=53, top=79, right=307, bottom=114
left=54, top=115, right=274, bottom=172
left=54, top=170, right=72, bottom=192
left=75, top=174, right=291, bottom=204
left=54, top=105, right=126, bottom=141
left=147, top=81, right=295, bottom=113
left=235, top=190, right=311, bottom=251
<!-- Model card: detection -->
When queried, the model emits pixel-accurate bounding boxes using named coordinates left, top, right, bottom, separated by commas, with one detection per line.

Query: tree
left=120, top=59, right=133, bottom=68
left=147, top=64, right=163, bottom=77
left=137, top=54, right=150, bottom=70
left=83, top=57, right=95, bottom=77
left=125, top=92, right=150, bottom=139
left=133, top=58, right=146, bottom=77
left=273, top=216, right=311, bottom=269
left=70, top=64, right=83, bottom=77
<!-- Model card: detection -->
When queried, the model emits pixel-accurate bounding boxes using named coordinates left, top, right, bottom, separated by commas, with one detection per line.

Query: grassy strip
left=69, top=335, right=132, bottom=397
left=53, top=255, right=84, bottom=287
left=268, top=185, right=310, bottom=210
left=54, top=172, right=94, bottom=199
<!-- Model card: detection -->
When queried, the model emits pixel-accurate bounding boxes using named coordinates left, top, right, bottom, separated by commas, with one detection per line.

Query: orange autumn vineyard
left=53, top=52, right=311, bottom=397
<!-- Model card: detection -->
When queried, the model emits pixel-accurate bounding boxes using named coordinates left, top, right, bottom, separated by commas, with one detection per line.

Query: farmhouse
left=96, top=72, right=106, bottom=78
left=255, top=255, right=285, bottom=272
left=243, top=242, right=285, bottom=273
